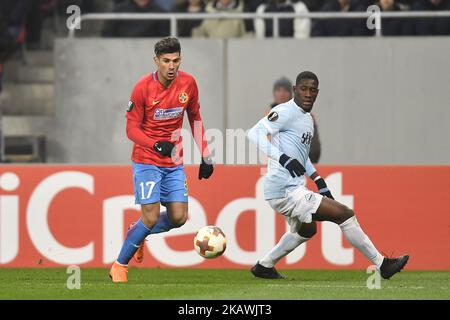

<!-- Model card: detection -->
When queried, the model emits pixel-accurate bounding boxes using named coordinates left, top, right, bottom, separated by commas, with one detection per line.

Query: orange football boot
left=128, top=222, right=145, bottom=263
left=109, top=261, right=128, bottom=283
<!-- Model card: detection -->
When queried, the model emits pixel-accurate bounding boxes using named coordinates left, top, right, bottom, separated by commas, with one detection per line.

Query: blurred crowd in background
left=1, top=0, right=450, bottom=52
left=1, top=0, right=449, bottom=99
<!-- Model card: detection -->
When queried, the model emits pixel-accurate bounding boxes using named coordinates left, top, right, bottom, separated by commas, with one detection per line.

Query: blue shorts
left=132, top=162, right=188, bottom=205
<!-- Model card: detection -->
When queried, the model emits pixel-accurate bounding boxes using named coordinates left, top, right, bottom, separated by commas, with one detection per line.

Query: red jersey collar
left=152, top=71, right=179, bottom=89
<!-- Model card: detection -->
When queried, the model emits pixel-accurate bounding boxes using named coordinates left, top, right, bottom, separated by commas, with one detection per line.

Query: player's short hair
left=154, top=37, right=181, bottom=56
left=296, top=71, right=319, bottom=87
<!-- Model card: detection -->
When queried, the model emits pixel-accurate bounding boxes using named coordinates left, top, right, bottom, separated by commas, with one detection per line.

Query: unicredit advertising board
left=0, top=165, right=449, bottom=270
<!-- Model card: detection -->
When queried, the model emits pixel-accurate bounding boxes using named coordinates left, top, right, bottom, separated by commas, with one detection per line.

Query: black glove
left=153, top=141, right=175, bottom=157
left=199, top=156, right=214, bottom=180
left=279, top=154, right=305, bottom=178
left=314, top=176, right=334, bottom=200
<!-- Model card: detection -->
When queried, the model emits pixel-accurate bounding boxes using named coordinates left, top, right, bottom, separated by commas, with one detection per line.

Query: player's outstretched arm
left=306, top=157, right=334, bottom=199
left=279, top=154, right=306, bottom=178
left=127, top=119, right=175, bottom=157
left=247, top=118, right=283, bottom=162
left=126, top=83, right=161, bottom=150
left=314, top=176, right=334, bottom=199
left=153, top=141, right=175, bottom=157
left=247, top=111, right=307, bottom=178
left=126, top=119, right=158, bottom=149
left=187, top=109, right=214, bottom=179
left=198, top=156, right=214, bottom=180
left=186, top=81, right=214, bottom=180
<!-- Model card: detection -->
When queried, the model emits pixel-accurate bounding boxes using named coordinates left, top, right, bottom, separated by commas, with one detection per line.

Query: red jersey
left=126, top=70, right=210, bottom=167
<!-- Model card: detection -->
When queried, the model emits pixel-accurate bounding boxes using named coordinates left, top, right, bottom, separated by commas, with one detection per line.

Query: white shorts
left=268, top=186, right=323, bottom=233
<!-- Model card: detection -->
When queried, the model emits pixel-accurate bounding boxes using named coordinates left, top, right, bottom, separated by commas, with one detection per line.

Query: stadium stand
left=1, top=0, right=450, bottom=163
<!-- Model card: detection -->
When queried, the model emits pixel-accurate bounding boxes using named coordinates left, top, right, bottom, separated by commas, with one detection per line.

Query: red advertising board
left=0, top=165, right=449, bottom=270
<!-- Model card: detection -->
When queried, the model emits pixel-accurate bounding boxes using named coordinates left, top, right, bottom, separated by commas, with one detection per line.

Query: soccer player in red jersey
left=110, top=37, right=214, bottom=282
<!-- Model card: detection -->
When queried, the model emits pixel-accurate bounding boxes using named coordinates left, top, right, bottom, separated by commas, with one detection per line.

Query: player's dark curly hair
left=154, top=37, right=181, bottom=56
left=296, top=71, right=319, bottom=86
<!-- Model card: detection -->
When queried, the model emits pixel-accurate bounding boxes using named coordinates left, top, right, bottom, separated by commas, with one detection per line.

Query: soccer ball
left=193, top=225, right=227, bottom=259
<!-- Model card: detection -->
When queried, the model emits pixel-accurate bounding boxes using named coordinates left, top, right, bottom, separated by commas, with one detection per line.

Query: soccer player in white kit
left=247, top=71, right=409, bottom=280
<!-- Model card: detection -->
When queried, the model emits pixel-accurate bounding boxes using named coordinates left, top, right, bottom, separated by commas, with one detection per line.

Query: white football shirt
left=248, top=99, right=316, bottom=200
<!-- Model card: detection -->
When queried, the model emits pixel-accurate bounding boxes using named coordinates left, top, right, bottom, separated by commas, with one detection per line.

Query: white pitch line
left=96, top=283, right=428, bottom=290
left=264, top=284, right=426, bottom=290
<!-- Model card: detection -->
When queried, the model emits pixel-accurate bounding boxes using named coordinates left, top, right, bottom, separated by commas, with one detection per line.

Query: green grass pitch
left=0, top=268, right=448, bottom=300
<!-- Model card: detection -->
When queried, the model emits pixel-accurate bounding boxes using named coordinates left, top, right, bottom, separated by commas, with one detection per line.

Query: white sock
left=339, top=216, right=384, bottom=268
left=259, top=232, right=310, bottom=268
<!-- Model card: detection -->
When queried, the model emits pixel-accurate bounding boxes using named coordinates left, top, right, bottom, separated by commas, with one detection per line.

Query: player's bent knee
left=167, top=207, right=188, bottom=228
left=141, top=215, right=159, bottom=228
left=337, top=207, right=355, bottom=225
left=345, top=207, right=355, bottom=219
left=171, top=215, right=187, bottom=228
left=298, top=222, right=317, bottom=238
left=173, top=220, right=187, bottom=228
left=140, top=205, right=161, bottom=228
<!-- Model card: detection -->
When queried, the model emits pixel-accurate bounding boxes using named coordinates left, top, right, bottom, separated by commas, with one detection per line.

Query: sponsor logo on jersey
left=126, top=100, right=134, bottom=112
left=301, top=132, right=313, bottom=145
left=153, top=107, right=184, bottom=120
left=267, top=111, right=279, bottom=122
left=152, top=100, right=160, bottom=106
left=179, top=92, right=189, bottom=104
